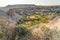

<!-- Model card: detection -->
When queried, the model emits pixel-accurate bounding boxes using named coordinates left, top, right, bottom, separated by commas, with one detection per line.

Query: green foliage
left=0, top=32, right=3, bottom=38
left=31, top=20, right=40, bottom=26
left=17, top=24, right=31, bottom=36
left=16, top=14, right=49, bottom=27
left=57, top=13, right=60, bottom=16
left=40, top=17, right=49, bottom=23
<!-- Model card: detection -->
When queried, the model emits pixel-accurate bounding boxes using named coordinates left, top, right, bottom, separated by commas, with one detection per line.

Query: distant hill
left=0, top=4, right=60, bottom=12
left=0, top=4, right=35, bottom=12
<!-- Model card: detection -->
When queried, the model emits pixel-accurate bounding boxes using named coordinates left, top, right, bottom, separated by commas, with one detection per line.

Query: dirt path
left=47, top=16, right=60, bottom=29
left=31, top=16, right=60, bottom=32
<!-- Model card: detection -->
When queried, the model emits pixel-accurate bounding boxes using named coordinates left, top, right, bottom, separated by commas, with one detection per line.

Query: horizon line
left=0, top=4, right=60, bottom=7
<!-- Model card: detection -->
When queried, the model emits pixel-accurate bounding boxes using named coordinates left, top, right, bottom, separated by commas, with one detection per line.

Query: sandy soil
left=31, top=16, right=60, bottom=32
left=47, top=16, right=60, bottom=29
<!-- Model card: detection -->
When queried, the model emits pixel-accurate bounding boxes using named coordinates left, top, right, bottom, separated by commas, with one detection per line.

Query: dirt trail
left=47, top=16, right=60, bottom=29
left=31, top=16, right=60, bottom=32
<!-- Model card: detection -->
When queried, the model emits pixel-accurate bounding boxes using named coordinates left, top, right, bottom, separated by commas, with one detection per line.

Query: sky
left=0, top=0, right=60, bottom=7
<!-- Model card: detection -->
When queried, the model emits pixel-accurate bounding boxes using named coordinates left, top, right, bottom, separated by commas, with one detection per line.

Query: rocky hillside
left=0, top=10, right=7, bottom=18
left=0, top=4, right=60, bottom=23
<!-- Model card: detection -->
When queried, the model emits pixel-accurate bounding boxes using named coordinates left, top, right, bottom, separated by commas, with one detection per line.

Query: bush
left=0, top=32, right=3, bottom=38
left=17, top=25, right=31, bottom=36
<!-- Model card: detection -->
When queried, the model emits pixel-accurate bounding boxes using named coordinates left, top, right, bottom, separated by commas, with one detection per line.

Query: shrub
left=0, top=32, right=3, bottom=38
left=17, top=24, right=31, bottom=36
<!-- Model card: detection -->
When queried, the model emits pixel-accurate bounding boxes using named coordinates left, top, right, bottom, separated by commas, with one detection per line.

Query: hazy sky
left=0, top=0, right=60, bottom=7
